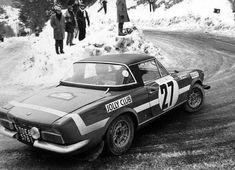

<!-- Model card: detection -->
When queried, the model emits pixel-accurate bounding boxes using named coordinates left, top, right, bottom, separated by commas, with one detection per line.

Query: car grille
left=14, top=124, right=34, bottom=144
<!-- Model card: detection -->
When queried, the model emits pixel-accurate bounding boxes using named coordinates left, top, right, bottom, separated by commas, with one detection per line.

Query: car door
left=155, top=60, right=180, bottom=113
left=138, top=60, right=180, bottom=117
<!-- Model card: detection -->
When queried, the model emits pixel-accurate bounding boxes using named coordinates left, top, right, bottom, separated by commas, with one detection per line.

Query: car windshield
left=62, top=62, right=136, bottom=87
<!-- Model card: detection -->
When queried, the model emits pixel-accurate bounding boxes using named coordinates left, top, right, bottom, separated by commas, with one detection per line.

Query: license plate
left=14, top=124, right=34, bottom=144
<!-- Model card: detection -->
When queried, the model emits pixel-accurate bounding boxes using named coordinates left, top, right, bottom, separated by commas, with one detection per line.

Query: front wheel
left=105, top=115, right=134, bottom=156
left=184, top=84, right=205, bottom=112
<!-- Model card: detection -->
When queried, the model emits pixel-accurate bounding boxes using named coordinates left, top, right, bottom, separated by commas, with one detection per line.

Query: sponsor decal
left=178, top=74, right=188, bottom=80
left=190, top=71, right=199, bottom=79
left=105, top=95, right=132, bottom=113
left=49, top=92, right=75, bottom=100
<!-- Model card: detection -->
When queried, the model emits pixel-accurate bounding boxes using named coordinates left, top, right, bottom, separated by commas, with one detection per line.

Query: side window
left=157, top=60, right=169, bottom=77
left=138, top=60, right=161, bottom=83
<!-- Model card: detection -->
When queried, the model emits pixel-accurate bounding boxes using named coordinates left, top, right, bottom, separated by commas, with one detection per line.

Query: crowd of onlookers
left=50, top=0, right=131, bottom=55
left=50, top=0, right=90, bottom=54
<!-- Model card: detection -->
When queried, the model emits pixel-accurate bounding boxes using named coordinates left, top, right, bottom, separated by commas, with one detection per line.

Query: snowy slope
left=129, top=0, right=235, bottom=35
left=6, top=11, right=161, bottom=86
left=1, top=0, right=235, bottom=87
left=0, top=5, right=20, bottom=36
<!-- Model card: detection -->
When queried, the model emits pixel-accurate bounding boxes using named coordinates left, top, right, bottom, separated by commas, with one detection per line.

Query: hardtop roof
left=78, top=54, right=155, bottom=66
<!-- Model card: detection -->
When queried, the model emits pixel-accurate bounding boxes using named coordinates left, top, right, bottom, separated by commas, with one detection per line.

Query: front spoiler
left=0, top=126, right=89, bottom=154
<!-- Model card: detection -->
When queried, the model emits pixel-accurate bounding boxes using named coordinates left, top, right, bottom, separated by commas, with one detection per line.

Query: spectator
left=35, top=26, right=40, bottom=37
left=72, top=0, right=80, bottom=39
left=65, top=5, right=76, bottom=46
left=0, top=34, right=3, bottom=42
left=116, top=0, right=130, bottom=36
left=98, top=0, right=107, bottom=14
left=50, top=6, right=65, bottom=54
left=76, top=3, right=90, bottom=41
left=72, top=0, right=80, bottom=15
left=149, top=0, right=155, bottom=12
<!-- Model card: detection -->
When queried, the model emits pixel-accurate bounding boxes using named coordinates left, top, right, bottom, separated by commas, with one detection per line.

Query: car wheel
left=105, top=114, right=134, bottom=156
left=184, top=84, right=205, bottom=113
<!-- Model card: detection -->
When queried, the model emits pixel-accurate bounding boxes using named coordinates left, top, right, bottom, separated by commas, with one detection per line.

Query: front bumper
left=0, top=125, right=89, bottom=154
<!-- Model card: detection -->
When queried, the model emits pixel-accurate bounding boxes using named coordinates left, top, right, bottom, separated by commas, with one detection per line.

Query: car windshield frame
left=61, top=61, right=138, bottom=88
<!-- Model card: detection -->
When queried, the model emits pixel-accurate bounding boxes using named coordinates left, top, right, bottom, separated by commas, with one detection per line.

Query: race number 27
left=160, top=81, right=174, bottom=110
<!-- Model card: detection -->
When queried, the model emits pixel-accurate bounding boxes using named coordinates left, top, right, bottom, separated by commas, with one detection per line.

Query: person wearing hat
left=50, top=6, right=65, bottom=54
left=76, top=3, right=90, bottom=41
left=116, top=0, right=130, bottom=36
left=65, top=5, right=76, bottom=46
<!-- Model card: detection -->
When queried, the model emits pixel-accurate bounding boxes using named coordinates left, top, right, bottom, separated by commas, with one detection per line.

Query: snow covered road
left=0, top=31, right=235, bottom=169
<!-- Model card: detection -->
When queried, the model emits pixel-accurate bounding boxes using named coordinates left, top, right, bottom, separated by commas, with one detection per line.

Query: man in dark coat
left=116, top=0, right=130, bottom=36
left=76, top=3, right=90, bottom=41
left=50, top=6, right=65, bottom=54
left=65, top=5, right=76, bottom=46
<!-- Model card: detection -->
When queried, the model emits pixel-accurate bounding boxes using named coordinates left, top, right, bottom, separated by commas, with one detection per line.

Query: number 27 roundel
left=155, top=75, right=179, bottom=111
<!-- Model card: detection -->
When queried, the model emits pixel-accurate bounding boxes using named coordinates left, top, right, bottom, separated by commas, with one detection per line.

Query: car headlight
left=30, top=127, right=40, bottom=140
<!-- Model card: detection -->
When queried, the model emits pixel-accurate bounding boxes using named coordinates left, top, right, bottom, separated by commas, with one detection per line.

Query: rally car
left=0, top=54, right=210, bottom=156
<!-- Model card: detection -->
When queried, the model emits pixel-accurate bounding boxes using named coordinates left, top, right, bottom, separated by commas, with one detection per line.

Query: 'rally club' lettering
left=105, top=95, right=132, bottom=113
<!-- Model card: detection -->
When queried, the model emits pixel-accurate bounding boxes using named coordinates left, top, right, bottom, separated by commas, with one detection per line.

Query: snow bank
left=129, top=0, right=235, bottom=36
left=0, top=6, right=20, bottom=35
left=8, top=0, right=235, bottom=86
left=13, top=15, right=161, bottom=86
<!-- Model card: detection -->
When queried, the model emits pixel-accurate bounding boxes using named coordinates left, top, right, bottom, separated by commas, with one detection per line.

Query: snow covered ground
left=0, top=0, right=235, bottom=92
left=0, top=5, right=20, bottom=35
left=129, top=0, right=235, bottom=36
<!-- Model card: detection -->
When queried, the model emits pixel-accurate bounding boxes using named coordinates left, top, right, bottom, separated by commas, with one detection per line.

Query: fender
left=104, top=107, right=139, bottom=132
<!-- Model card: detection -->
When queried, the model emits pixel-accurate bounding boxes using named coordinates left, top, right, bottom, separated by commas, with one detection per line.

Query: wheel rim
left=112, top=120, right=130, bottom=148
left=188, top=88, right=202, bottom=109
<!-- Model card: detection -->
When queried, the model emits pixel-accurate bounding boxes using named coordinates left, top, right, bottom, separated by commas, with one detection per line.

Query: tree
left=18, top=0, right=54, bottom=32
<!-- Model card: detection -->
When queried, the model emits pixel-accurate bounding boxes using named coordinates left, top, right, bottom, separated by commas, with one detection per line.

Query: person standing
left=65, top=5, right=76, bottom=46
left=50, top=6, right=65, bottom=54
left=116, top=0, right=130, bottom=36
left=98, top=0, right=107, bottom=14
left=72, top=0, right=80, bottom=39
left=76, top=3, right=90, bottom=41
left=72, top=0, right=80, bottom=15
left=149, top=0, right=155, bottom=12
left=0, top=34, right=3, bottom=42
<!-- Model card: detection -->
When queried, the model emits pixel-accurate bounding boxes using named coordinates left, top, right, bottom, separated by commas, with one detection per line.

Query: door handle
left=148, top=87, right=158, bottom=94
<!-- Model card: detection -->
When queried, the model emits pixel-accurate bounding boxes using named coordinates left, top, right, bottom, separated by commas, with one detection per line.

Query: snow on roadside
left=12, top=16, right=161, bottom=86
left=7, top=0, right=235, bottom=86
left=0, top=6, right=20, bottom=35
left=129, top=0, right=235, bottom=36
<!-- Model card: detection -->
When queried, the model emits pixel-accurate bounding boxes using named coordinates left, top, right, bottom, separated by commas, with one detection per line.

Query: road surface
left=0, top=31, right=234, bottom=169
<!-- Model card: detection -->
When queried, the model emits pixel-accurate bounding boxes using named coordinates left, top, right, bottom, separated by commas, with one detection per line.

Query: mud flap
left=84, top=141, right=104, bottom=161
left=203, top=85, right=211, bottom=90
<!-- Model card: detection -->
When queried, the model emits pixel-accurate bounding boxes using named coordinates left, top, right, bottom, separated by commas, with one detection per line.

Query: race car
left=0, top=54, right=210, bottom=156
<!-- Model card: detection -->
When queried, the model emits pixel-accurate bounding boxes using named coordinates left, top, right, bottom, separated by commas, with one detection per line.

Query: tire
left=184, top=84, right=205, bottom=113
left=105, top=114, right=135, bottom=156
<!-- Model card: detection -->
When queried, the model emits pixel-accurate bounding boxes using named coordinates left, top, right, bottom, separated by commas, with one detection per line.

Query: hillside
left=0, top=0, right=13, bottom=6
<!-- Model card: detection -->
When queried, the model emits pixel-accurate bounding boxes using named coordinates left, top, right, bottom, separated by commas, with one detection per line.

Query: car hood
left=8, top=86, right=107, bottom=125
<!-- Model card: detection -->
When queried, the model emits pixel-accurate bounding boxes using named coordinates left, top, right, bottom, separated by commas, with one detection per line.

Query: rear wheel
left=105, top=115, right=134, bottom=155
left=184, top=84, right=205, bottom=112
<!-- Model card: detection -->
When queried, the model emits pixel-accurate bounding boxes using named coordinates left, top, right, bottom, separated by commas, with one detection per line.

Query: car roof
left=78, top=54, right=155, bottom=66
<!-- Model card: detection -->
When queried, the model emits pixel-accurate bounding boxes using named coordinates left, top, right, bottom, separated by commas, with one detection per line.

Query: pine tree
left=18, top=0, right=54, bottom=32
